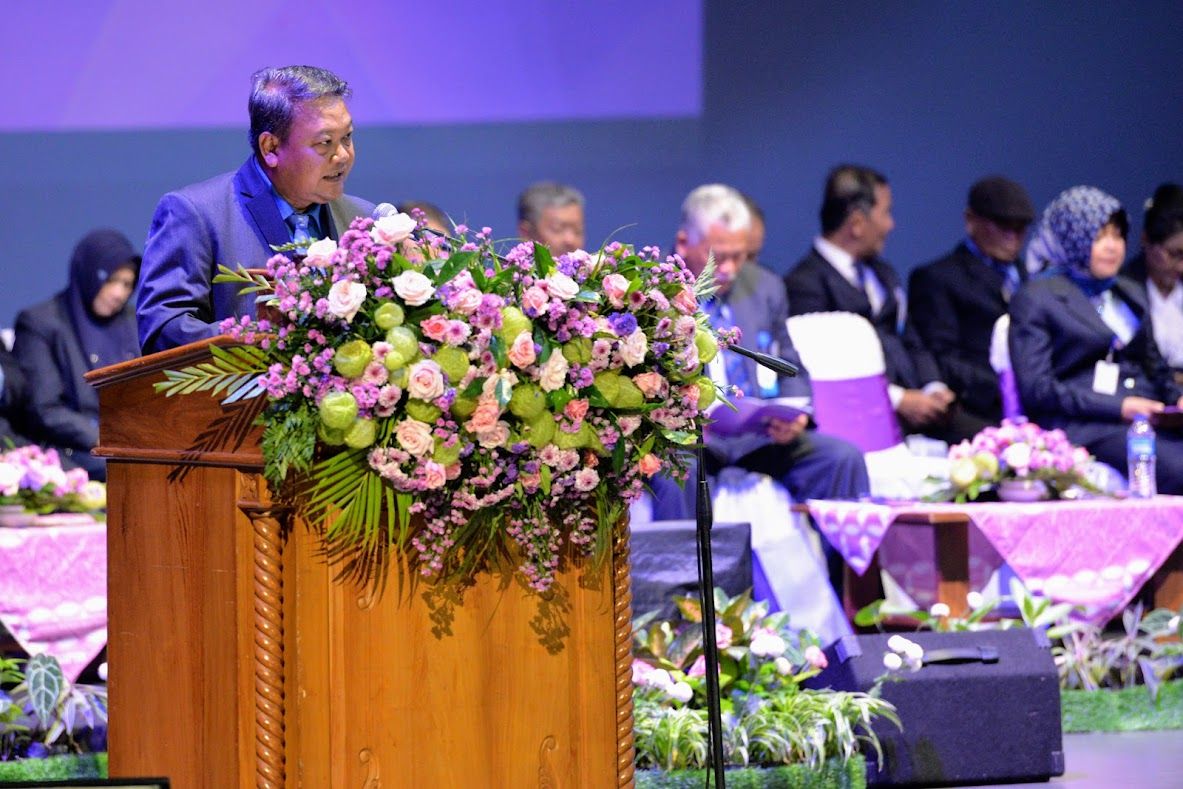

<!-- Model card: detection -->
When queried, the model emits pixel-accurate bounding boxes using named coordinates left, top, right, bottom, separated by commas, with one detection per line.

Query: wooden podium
left=88, top=339, right=636, bottom=788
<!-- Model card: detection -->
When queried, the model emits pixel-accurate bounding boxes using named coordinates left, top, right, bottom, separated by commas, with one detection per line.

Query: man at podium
left=136, top=65, right=375, bottom=353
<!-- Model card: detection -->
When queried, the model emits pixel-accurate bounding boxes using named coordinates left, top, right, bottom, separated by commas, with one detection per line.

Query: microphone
left=371, top=202, right=399, bottom=220
left=726, top=343, right=799, bottom=377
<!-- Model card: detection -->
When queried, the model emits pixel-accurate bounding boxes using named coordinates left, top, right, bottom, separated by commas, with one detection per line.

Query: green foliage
left=0, top=752, right=108, bottom=780
left=635, top=755, right=866, bottom=788
left=259, top=402, right=318, bottom=489
left=633, top=588, right=898, bottom=771
left=1, top=655, right=107, bottom=760
left=153, top=343, right=267, bottom=402
left=1062, top=678, right=1183, bottom=732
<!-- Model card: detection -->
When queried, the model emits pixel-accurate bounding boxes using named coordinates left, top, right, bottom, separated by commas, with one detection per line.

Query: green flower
left=343, top=418, right=377, bottom=449
left=374, top=301, right=405, bottom=330
left=694, top=328, right=719, bottom=364
left=694, top=376, right=716, bottom=409
left=433, top=346, right=471, bottom=384
left=562, top=337, right=593, bottom=365
left=319, top=391, right=358, bottom=430
left=593, top=371, right=622, bottom=404
left=498, top=306, right=533, bottom=344
left=333, top=339, right=373, bottom=379
left=317, top=422, right=346, bottom=446
left=384, top=326, right=419, bottom=370
left=451, top=396, right=478, bottom=419
left=432, top=441, right=462, bottom=466
left=508, top=383, right=546, bottom=420
left=405, top=400, right=442, bottom=424
left=520, top=412, right=556, bottom=448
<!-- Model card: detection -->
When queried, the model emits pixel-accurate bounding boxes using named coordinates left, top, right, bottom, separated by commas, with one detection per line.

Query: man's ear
left=258, top=132, right=281, bottom=167
left=674, top=228, right=689, bottom=257
left=517, top=220, right=534, bottom=241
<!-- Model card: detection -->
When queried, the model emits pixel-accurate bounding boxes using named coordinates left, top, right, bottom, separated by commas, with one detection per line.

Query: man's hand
left=897, top=389, right=949, bottom=426
left=929, top=387, right=956, bottom=407
left=1122, top=396, right=1165, bottom=420
left=766, top=413, right=809, bottom=445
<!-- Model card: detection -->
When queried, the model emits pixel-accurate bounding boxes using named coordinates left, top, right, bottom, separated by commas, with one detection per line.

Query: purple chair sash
left=810, top=374, right=902, bottom=452
left=999, top=368, right=1023, bottom=419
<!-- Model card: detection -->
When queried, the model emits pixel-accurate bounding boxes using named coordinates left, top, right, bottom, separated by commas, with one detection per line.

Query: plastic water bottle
left=1127, top=415, right=1157, bottom=498
left=755, top=330, right=780, bottom=398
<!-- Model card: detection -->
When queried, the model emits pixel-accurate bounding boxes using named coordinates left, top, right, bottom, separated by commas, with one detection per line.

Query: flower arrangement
left=157, top=211, right=727, bottom=591
left=933, top=418, right=1098, bottom=503
left=0, top=446, right=105, bottom=515
left=631, top=589, right=898, bottom=770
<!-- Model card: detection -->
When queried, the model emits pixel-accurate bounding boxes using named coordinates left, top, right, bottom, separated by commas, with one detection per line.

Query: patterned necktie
left=855, top=260, right=881, bottom=314
left=289, top=212, right=313, bottom=246
left=703, top=298, right=754, bottom=394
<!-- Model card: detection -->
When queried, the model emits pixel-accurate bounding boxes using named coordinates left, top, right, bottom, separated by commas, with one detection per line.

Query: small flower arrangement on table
left=931, top=418, right=1099, bottom=503
left=157, top=211, right=731, bottom=592
left=0, top=445, right=106, bottom=521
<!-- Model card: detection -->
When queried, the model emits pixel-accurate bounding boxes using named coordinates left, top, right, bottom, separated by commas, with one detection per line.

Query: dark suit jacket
left=785, top=248, right=941, bottom=390
left=136, top=157, right=374, bottom=353
left=12, top=296, right=136, bottom=478
left=908, top=242, right=1026, bottom=420
left=709, top=262, right=811, bottom=464
left=1009, top=274, right=1181, bottom=444
left=0, top=346, right=29, bottom=446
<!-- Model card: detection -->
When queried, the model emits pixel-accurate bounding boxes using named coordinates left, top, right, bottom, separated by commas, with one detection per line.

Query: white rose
left=393, top=270, right=436, bottom=306
left=304, top=237, right=337, bottom=265
left=883, top=653, right=903, bottom=671
left=618, top=330, right=648, bottom=367
left=0, top=462, right=20, bottom=496
left=538, top=351, right=569, bottom=392
left=371, top=212, right=417, bottom=245
left=451, top=288, right=484, bottom=315
left=1001, top=442, right=1033, bottom=473
left=544, top=272, right=580, bottom=301
left=327, top=280, right=367, bottom=323
left=395, top=419, right=434, bottom=456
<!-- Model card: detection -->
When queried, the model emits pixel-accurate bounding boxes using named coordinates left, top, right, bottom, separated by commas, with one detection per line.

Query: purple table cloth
left=806, top=496, right=1183, bottom=623
left=0, top=516, right=107, bottom=681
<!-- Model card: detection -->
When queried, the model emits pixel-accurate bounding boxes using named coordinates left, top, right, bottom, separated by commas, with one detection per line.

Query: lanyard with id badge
left=1093, top=338, right=1121, bottom=396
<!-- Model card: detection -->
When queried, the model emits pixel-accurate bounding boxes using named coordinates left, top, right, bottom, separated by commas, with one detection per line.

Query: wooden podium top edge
left=85, top=335, right=241, bottom=388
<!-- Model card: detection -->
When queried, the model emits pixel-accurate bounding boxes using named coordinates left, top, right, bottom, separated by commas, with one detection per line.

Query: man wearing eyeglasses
left=907, top=175, right=1036, bottom=425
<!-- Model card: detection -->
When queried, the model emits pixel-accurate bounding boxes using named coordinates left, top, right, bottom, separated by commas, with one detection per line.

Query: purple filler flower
left=607, top=312, right=638, bottom=337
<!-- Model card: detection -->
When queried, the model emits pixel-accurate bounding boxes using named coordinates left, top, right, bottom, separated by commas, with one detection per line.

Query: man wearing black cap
left=908, top=175, right=1035, bottom=425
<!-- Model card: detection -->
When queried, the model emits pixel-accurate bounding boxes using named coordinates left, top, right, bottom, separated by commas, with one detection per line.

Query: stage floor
left=956, top=730, right=1182, bottom=788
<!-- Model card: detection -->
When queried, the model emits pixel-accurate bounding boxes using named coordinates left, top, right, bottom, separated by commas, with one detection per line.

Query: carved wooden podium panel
left=89, top=339, right=635, bottom=788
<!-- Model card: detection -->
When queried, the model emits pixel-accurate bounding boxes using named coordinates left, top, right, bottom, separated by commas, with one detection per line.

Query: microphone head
left=371, top=202, right=399, bottom=220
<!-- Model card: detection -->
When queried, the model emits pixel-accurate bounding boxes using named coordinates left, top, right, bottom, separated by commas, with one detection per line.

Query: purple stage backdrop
left=7, top=0, right=701, bottom=131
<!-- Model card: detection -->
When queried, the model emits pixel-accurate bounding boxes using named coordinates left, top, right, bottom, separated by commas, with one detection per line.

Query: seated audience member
left=0, top=346, right=31, bottom=447
left=13, top=229, right=142, bottom=480
left=397, top=200, right=451, bottom=235
left=784, top=164, right=982, bottom=443
left=1010, top=186, right=1183, bottom=494
left=908, top=176, right=1035, bottom=424
left=651, top=184, right=870, bottom=513
left=517, top=181, right=586, bottom=256
left=1122, top=184, right=1183, bottom=382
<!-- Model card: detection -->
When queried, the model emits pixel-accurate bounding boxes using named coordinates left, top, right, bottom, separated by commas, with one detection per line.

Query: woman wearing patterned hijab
left=12, top=229, right=141, bottom=481
left=1009, top=186, right=1183, bottom=493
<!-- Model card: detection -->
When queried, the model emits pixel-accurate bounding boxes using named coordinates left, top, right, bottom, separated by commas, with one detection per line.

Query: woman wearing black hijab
left=1009, top=186, right=1183, bottom=494
left=13, top=229, right=141, bottom=480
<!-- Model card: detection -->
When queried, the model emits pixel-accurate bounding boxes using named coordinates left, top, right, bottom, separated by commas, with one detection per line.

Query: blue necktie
left=704, top=298, right=754, bottom=394
left=289, top=212, right=314, bottom=246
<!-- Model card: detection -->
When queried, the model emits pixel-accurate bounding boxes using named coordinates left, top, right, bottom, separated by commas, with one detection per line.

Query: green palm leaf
left=154, top=344, right=268, bottom=400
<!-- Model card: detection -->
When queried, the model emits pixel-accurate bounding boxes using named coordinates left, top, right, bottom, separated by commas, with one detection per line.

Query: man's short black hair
left=248, top=65, right=351, bottom=156
left=819, top=164, right=888, bottom=236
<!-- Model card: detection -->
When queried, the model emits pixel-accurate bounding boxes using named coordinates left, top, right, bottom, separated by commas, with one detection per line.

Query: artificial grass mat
left=1061, top=679, right=1183, bottom=733
left=0, top=752, right=108, bottom=779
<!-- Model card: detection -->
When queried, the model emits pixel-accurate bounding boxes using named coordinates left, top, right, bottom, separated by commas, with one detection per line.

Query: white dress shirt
left=1148, top=279, right=1183, bottom=368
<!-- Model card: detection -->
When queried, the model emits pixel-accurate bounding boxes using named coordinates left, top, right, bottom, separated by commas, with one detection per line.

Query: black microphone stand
left=693, top=343, right=798, bottom=788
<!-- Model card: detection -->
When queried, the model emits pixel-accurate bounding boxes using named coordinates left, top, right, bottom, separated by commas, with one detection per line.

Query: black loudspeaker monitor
left=805, top=628, right=1064, bottom=786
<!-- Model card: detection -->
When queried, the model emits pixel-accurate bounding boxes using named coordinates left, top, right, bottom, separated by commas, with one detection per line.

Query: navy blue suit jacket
left=1009, top=274, right=1181, bottom=443
left=785, top=248, right=941, bottom=390
left=136, top=157, right=374, bottom=353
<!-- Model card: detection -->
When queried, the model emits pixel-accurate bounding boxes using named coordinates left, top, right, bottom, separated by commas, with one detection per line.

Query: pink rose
left=407, top=360, right=445, bottom=401
left=538, top=351, right=569, bottom=392
left=544, top=272, right=580, bottom=301
left=466, top=396, right=502, bottom=434
left=451, top=288, right=484, bottom=315
left=638, top=453, right=662, bottom=477
left=420, top=460, right=447, bottom=489
left=672, top=286, right=698, bottom=314
left=392, top=270, right=435, bottom=306
left=564, top=398, right=589, bottom=422
left=420, top=314, right=450, bottom=342
left=521, top=286, right=551, bottom=316
left=804, top=644, right=828, bottom=669
left=477, top=421, right=511, bottom=449
left=602, top=273, right=630, bottom=308
left=507, top=332, right=537, bottom=368
left=395, top=419, right=434, bottom=456
left=327, top=279, right=367, bottom=323
left=633, top=372, right=668, bottom=398
left=371, top=212, right=417, bottom=245
left=618, top=330, right=648, bottom=367
left=617, top=415, right=642, bottom=436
